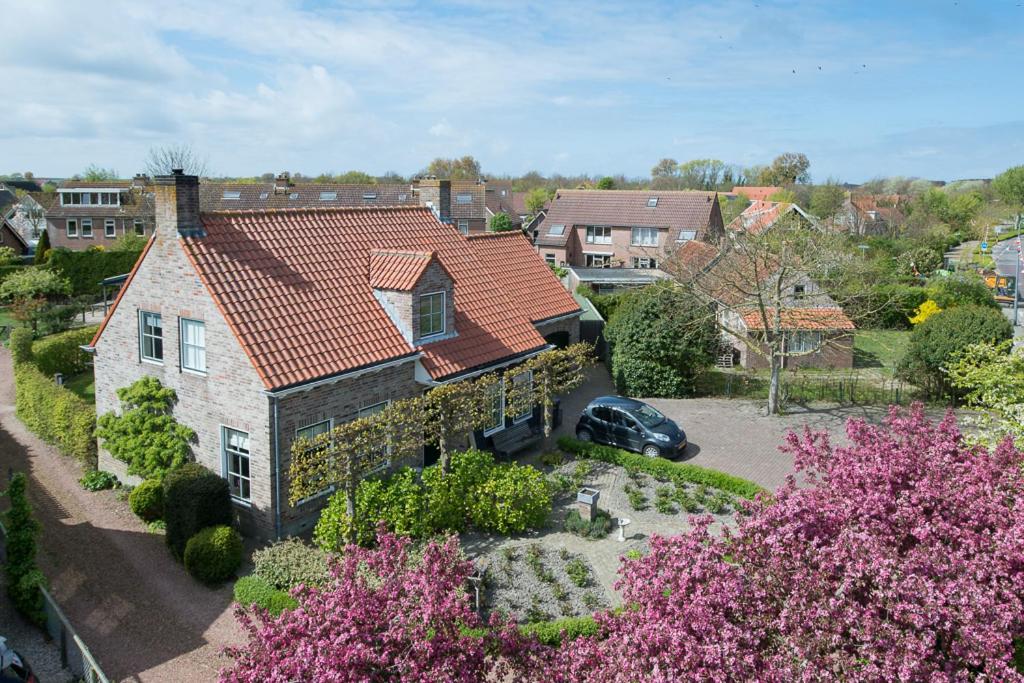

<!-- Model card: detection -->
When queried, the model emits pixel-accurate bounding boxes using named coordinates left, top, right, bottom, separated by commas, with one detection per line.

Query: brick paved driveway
left=557, top=365, right=927, bottom=492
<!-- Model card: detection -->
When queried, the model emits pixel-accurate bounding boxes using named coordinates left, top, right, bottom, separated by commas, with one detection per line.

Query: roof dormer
left=370, top=249, right=456, bottom=345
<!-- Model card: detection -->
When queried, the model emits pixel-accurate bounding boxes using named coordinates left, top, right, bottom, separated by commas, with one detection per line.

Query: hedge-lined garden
left=46, top=247, right=143, bottom=296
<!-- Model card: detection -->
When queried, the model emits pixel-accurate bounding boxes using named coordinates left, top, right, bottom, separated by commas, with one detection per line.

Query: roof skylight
left=647, top=197, right=659, bottom=207
left=319, top=191, right=337, bottom=201
left=548, top=224, right=566, bottom=236
left=222, top=190, right=241, bottom=200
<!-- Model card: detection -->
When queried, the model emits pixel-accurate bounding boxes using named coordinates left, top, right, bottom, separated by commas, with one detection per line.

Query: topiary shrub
left=252, top=538, right=331, bottom=590
left=9, top=327, right=33, bottom=364
left=163, top=463, right=233, bottom=559
left=184, top=525, right=243, bottom=585
left=129, top=478, right=164, bottom=522
left=898, top=304, right=1013, bottom=396
left=31, top=325, right=99, bottom=376
left=233, top=575, right=298, bottom=616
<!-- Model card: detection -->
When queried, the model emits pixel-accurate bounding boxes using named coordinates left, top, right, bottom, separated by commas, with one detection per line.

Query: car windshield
left=633, top=404, right=665, bottom=428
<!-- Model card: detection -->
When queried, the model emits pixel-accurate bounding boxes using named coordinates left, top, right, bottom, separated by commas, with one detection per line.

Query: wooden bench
left=491, top=421, right=543, bottom=459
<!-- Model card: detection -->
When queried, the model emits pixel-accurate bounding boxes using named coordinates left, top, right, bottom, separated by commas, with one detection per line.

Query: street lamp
left=1015, top=213, right=1023, bottom=327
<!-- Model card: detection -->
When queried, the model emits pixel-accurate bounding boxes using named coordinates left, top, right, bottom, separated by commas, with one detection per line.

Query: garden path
left=0, top=347, right=242, bottom=682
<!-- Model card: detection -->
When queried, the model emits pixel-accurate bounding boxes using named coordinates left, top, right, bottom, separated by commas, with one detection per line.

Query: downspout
left=271, top=394, right=282, bottom=540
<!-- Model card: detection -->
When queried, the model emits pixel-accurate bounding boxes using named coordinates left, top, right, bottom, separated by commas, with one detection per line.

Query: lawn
left=64, top=372, right=95, bottom=403
left=854, top=329, right=911, bottom=373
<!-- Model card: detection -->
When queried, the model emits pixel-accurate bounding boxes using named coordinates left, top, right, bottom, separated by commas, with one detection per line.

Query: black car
left=575, top=396, right=687, bottom=458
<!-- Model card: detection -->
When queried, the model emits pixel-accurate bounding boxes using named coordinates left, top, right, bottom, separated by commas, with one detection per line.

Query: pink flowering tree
left=551, top=405, right=1024, bottom=681
left=221, top=530, right=541, bottom=682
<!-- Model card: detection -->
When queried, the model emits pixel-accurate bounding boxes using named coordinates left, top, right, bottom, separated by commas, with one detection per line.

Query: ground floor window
left=223, top=427, right=251, bottom=502
left=631, top=256, right=656, bottom=269
left=787, top=331, right=822, bottom=353
left=544, top=253, right=556, bottom=265
left=584, top=253, right=611, bottom=268
left=295, top=419, right=334, bottom=504
left=511, top=371, right=533, bottom=424
left=484, top=381, right=504, bottom=436
left=105, top=219, right=116, bottom=238
left=358, top=401, right=391, bottom=473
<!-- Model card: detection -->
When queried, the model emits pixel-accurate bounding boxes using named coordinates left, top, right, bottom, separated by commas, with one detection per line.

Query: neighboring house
left=484, top=180, right=523, bottom=230
left=833, top=194, right=908, bottom=236
left=730, top=186, right=782, bottom=201
left=0, top=217, right=30, bottom=255
left=46, top=176, right=154, bottom=250
left=87, top=172, right=581, bottom=540
left=694, top=249, right=855, bottom=370
left=199, top=173, right=419, bottom=211
left=3, top=192, right=53, bottom=246
left=414, top=177, right=488, bottom=235
left=535, top=189, right=724, bottom=270
left=726, top=201, right=816, bottom=235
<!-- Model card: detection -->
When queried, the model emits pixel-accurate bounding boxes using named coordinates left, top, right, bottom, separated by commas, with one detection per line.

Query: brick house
left=86, top=172, right=580, bottom=540
left=3, top=191, right=53, bottom=248
left=46, top=176, right=155, bottom=250
left=832, top=194, right=908, bottom=236
left=534, top=189, right=724, bottom=270
left=414, top=177, right=495, bottom=235
left=484, top=180, right=523, bottom=230
left=729, top=186, right=782, bottom=201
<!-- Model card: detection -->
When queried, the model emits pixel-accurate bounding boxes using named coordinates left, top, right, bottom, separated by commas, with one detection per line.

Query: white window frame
left=511, top=371, right=533, bottom=424
left=544, top=254, right=556, bottom=265
left=418, top=291, right=446, bottom=339
left=632, top=256, right=656, bottom=269
left=104, top=218, right=116, bottom=238
left=456, top=193, right=473, bottom=205
left=676, top=230, right=697, bottom=242
left=584, top=253, right=612, bottom=268
left=585, top=226, right=611, bottom=245
left=294, top=419, right=336, bottom=505
left=179, top=318, right=206, bottom=374
left=138, top=310, right=163, bottom=364
left=631, top=227, right=658, bottom=246
left=66, top=218, right=78, bottom=238
left=457, top=219, right=469, bottom=235
left=787, top=331, right=821, bottom=353
left=358, top=401, right=392, bottom=474
left=222, top=426, right=252, bottom=504
left=483, top=380, right=505, bottom=436
left=134, top=219, right=145, bottom=236
left=80, top=218, right=93, bottom=238
left=547, top=224, right=566, bottom=236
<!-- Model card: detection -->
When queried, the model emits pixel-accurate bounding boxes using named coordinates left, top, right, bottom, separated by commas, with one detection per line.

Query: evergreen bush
left=252, top=538, right=332, bottom=590
left=129, top=478, right=164, bottom=521
left=184, top=525, right=243, bottom=585
left=163, top=463, right=233, bottom=559
left=233, top=575, right=298, bottom=616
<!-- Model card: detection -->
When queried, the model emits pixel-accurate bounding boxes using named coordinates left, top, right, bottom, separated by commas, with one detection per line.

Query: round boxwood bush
left=233, top=575, right=298, bottom=616
left=163, top=462, right=232, bottom=559
left=184, top=525, right=243, bottom=585
left=129, top=478, right=164, bottom=522
left=467, top=463, right=551, bottom=534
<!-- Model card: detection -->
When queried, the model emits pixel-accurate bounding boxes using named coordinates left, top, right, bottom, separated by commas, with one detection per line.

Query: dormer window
left=418, top=291, right=445, bottom=338
left=456, top=193, right=473, bottom=204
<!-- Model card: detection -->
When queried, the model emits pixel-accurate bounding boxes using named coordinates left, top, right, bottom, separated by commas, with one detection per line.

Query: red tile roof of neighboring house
left=537, top=189, right=719, bottom=247
left=741, top=307, right=855, bottom=331
left=849, top=194, right=907, bottom=224
left=662, top=239, right=720, bottom=278
left=169, top=206, right=578, bottom=389
left=728, top=200, right=784, bottom=235
left=369, top=249, right=437, bottom=291
left=731, top=186, right=782, bottom=201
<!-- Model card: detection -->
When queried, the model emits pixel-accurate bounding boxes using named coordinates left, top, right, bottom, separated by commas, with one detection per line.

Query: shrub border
left=557, top=436, right=766, bottom=500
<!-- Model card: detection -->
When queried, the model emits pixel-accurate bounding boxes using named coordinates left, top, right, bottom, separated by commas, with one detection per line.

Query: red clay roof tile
left=741, top=307, right=855, bottom=331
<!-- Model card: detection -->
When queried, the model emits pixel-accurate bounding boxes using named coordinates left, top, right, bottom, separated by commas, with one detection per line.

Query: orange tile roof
left=369, top=249, right=436, bottom=291
left=662, top=240, right=720, bottom=278
left=178, top=206, right=578, bottom=389
left=728, top=200, right=784, bottom=235
left=741, top=307, right=855, bottom=331
left=731, top=186, right=782, bottom=201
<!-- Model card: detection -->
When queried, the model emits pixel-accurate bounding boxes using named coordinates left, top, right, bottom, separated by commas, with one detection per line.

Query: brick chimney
left=274, top=172, right=292, bottom=194
left=154, top=169, right=202, bottom=239
left=438, top=179, right=451, bottom=223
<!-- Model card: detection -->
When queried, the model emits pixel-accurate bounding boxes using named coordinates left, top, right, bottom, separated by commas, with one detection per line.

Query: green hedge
left=46, top=248, right=142, bottom=296
left=184, top=525, right=244, bottom=585
left=233, top=575, right=298, bottom=616
left=520, top=615, right=600, bottom=645
left=163, top=463, right=234, bottom=559
left=252, top=538, right=332, bottom=590
left=0, top=264, right=26, bottom=286
left=9, top=328, right=33, bottom=364
left=31, top=325, right=98, bottom=376
left=14, top=362, right=96, bottom=466
left=557, top=437, right=766, bottom=500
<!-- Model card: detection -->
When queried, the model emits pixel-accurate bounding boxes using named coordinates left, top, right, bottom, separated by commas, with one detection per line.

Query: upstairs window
left=585, top=226, right=611, bottom=244
left=139, top=311, right=163, bottom=363
left=585, top=254, right=611, bottom=268
left=362, top=192, right=377, bottom=201
left=418, top=291, right=445, bottom=338
left=179, top=318, right=206, bottom=373
left=631, top=227, right=658, bottom=246
left=548, top=224, right=566, bottom=236
left=134, top=219, right=145, bottom=236
left=259, top=192, right=270, bottom=200
left=632, top=256, right=657, bottom=269
left=647, top=197, right=659, bottom=207
left=456, top=193, right=473, bottom=204
left=222, top=190, right=241, bottom=200
left=457, top=219, right=469, bottom=235
left=398, top=193, right=408, bottom=201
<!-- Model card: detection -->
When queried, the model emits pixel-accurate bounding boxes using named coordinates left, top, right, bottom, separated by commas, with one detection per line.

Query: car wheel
left=577, top=429, right=593, bottom=442
left=642, top=444, right=660, bottom=458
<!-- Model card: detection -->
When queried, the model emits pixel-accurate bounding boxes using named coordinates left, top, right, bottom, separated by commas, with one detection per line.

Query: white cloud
left=429, top=120, right=455, bottom=137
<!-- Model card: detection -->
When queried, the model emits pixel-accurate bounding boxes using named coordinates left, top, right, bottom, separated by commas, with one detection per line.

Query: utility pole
left=1015, top=213, right=1022, bottom=327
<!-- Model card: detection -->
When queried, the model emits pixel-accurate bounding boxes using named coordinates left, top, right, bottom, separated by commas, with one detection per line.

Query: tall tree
left=677, top=159, right=727, bottom=190
left=524, top=187, right=553, bottom=215
left=144, top=144, right=209, bottom=177
left=489, top=213, right=516, bottom=232
left=424, top=156, right=481, bottom=180
left=993, top=165, right=1024, bottom=228
left=809, top=180, right=846, bottom=219
left=81, top=164, right=118, bottom=181
left=596, top=176, right=615, bottom=190
left=760, top=152, right=811, bottom=185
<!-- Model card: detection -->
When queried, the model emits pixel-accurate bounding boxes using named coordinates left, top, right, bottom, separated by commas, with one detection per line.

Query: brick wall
left=534, top=315, right=580, bottom=347
left=94, top=173, right=275, bottom=538
left=737, top=331, right=854, bottom=370
left=571, top=225, right=671, bottom=268
left=47, top=216, right=153, bottom=251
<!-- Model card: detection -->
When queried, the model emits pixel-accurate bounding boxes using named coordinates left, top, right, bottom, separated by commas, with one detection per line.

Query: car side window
left=592, top=406, right=612, bottom=422
left=614, top=411, right=638, bottom=430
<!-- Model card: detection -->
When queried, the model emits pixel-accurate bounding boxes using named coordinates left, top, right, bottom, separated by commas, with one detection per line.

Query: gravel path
left=0, top=347, right=243, bottom=682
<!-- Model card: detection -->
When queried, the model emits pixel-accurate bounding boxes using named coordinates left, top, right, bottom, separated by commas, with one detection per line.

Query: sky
left=1, top=0, right=1023, bottom=183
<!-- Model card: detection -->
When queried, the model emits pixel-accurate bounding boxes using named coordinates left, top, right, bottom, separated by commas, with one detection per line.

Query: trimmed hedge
left=184, top=525, right=244, bottom=585
left=14, top=362, right=96, bottom=466
left=252, top=538, right=332, bottom=590
left=163, top=463, right=233, bottom=559
left=9, top=327, right=33, bottom=364
left=31, top=325, right=98, bottom=376
left=129, top=479, right=164, bottom=522
left=520, top=615, right=600, bottom=645
left=233, top=575, right=298, bottom=616
left=46, top=247, right=143, bottom=296
left=557, top=437, right=766, bottom=500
